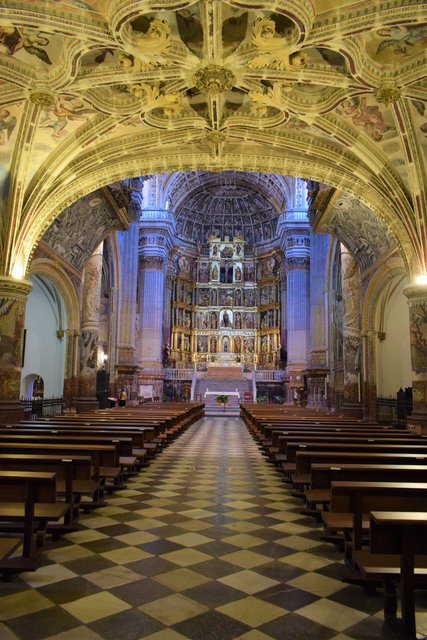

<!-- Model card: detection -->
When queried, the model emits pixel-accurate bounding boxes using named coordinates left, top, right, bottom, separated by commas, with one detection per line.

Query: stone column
left=76, top=243, right=103, bottom=412
left=285, top=255, right=310, bottom=400
left=138, top=209, right=175, bottom=400
left=305, top=230, right=329, bottom=407
left=63, top=329, right=79, bottom=412
left=0, top=276, right=32, bottom=424
left=116, top=222, right=139, bottom=399
left=277, top=178, right=310, bottom=403
left=404, top=284, right=427, bottom=433
left=163, top=264, right=174, bottom=357
left=341, top=247, right=363, bottom=417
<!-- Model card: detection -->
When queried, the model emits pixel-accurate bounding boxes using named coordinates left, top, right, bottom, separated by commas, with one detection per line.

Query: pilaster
left=404, top=283, right=427, bottom=433
left=0, top=276, right=32, bottom=424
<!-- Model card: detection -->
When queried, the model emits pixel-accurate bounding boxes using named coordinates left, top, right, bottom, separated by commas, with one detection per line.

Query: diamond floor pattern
left=1, top=416, right=426, bottom=640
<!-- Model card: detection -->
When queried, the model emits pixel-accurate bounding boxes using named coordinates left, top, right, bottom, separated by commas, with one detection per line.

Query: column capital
left=140, top=255, right=166, bottom=270
left=403, top=283, right=427, bottom=306
left=0, top=276, right=32, bottom=301
left=286, top=256, right=310, bottom=271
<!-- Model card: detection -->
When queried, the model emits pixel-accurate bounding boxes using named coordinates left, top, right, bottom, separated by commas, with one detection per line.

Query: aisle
left=0, top=417, right=414, bottom=640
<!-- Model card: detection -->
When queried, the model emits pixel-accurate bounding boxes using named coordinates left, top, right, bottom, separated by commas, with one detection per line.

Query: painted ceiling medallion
left=375, top=85, right=401, bottom=105
left=29, top=91, right=55, bottom=106
left=194, top=65, right=236, bottom=95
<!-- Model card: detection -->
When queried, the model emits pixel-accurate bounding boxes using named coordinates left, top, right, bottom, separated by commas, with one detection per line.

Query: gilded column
left=0, top=276, right=32, bottom=424
left=404, top=284, right=427, bottom=433
left=340, top=247, right=363, bottom=417
left=76, top=242, right=103, bottom=412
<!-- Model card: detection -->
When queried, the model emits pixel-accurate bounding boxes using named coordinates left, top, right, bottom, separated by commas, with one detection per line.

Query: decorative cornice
left=140, top=256, right=166, bottom=270
left=0, top=277, right=33, bottom=301
left=286, top=256, right=310, bottom=271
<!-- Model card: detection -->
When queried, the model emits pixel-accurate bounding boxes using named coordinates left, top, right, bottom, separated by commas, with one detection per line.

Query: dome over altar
left=166, top=171, right=290, bottom=245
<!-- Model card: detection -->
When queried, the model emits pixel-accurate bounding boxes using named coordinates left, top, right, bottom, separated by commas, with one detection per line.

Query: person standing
left=118, top=388, right=127, bottom=407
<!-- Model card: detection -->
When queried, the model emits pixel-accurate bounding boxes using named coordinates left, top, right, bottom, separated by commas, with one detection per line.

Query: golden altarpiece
left=170, top=237, right=280, bottom=368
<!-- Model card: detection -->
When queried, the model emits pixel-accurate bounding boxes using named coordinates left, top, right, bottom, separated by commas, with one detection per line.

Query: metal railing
left=255, top=370, right=285, bottom=382
left=376, top=397, right=412, bottom=427
left=163, top=368, right=193, bottom=380
left=20, top=397, right=63, bottom=420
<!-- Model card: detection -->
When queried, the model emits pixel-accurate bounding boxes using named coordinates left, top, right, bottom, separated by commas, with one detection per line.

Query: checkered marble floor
left=1, top=416, right=427, bottom=640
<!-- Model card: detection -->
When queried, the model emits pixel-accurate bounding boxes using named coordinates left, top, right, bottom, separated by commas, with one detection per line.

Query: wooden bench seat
left=321, top=481, right=427, bottom=560
left=351, top=512, right=427, bottom=639
left=0, top=471, right=72, bottom=579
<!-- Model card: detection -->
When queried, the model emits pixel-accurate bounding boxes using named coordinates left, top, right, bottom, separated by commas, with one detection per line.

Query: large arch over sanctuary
left=0, top=1, right=426, bottom=430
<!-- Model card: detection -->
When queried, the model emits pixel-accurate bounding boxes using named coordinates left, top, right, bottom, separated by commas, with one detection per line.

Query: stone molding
left=0, top=277, right=33, bottom=301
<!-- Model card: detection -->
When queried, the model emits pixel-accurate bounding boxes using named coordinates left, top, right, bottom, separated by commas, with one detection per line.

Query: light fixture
left=415, top=274, right=427, bottom=286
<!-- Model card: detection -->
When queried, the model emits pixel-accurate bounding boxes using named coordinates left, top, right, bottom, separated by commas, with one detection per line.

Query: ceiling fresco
left=0, top=0, right=425, bottom=278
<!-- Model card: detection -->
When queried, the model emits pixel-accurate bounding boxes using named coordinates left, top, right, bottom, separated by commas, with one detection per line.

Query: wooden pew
left=0, top=453, right=102, bottom=513
left=288, top=451, right=427, bottom=489
left=0, top=470, right=71, bottom=579
left=305, top=463, right=427, bottom=512
left=352, top=512, right=427, bottom=639
left=321, top=481, right=427, bottom=561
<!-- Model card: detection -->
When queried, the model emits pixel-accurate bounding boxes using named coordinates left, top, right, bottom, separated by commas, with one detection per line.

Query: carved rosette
left=194, top=65, right=235, bottom=95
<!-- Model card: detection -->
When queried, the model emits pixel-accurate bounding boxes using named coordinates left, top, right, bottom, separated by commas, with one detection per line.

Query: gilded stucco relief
left=0, top=1, right=424, bottom=278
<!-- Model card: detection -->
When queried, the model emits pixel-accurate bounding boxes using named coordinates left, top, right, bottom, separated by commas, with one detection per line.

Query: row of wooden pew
left=0, top=402, right=204, bottom=581
left=241, top=404, right=427, bottom=640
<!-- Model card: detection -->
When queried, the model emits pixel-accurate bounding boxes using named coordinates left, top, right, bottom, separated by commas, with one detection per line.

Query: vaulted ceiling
left=0, top=1, right=425, bottom=277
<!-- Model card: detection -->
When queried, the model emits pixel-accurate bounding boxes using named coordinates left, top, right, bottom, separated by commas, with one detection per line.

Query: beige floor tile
left=279, top=535, right=322, bottom=551
left=101, top=546, right=151, bottom=564
left=140, top=593, right=208, bottom=625
left=153, top=567, right=210, bottom=591
left=79, top=516, right=118, bottom=529
left=142, top=630, right=190, bottom=640
left=0, top=591, right=53, bottom=621
left=84, top=565, right=143, bottom=589
left=221, top=550, right=272, bottom=569
left=124, top=517, right=168, bottom=530
left=161, top=548, right=213, bottom=567
left=223, top=500, right=258, bottom=510
left=270, top=522, right=313, bottom=535
left=64, top=529, right=108, bottom=543
left=280, top=551, right=334, bottom=571
left=0, top=622, right=19, bottom=640
left=46, top=545, right=94, bottom=563
left=218, top=570, right=279, bottom=594
left=19, top=563, right=78, bottom=588
left=238, top=631, right=278, bottom=640
left=224, top=521, right=261, bottom=533
left=222, top=534, right=264, bottom=549
left=175, top=520, right=211, bottom=532
left=296, top=598, right=368, bottom=632
left=167, top=532, right=213, bottom=547
left=94, top=506, right=128, bottom=516
left=268, top=511, right=305, bottom=522
left=217, top=595, right=285, bottom=627
left=61, top=592, right=131, bottom=623
left=182, top=500, right=215, bottom=509
left=133, top=507, right=173, bottom=518
left=288, top=572, right=345, bottom=597
left=142, top=499, right=175, bottom=508
left=114, top=531, right=159, bottom=545
left=149, top=490, right=180, bottom=498
left=44, top=627, right=104, bottom=640
left=178, top=508, right=215, bottom=519
left=223, top=510, right=259, bottom=521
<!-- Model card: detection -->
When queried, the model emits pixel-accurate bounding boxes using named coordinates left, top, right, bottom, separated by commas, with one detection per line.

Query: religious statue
left=211, top=265, right=218, bottom=280
left=235, top=289, right=241, bottom=306
left=234, top=336, right=241, bottom=353
left=184, top=311, right=191, bottom=328
left=235, top=312, right=242, bottom=329
left=210, top=336, right=217, bottom=353
left=222, top=310, right=230, bottom=327
left=235, top=266, right=242, bottom=281
left=211, top=289, right=217, bottom=306
left=211, top=312, right=218, bottom=329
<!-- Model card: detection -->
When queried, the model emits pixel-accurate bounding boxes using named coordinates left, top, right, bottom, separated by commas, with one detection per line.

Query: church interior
left=0, top=1, right=427, bottom=638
